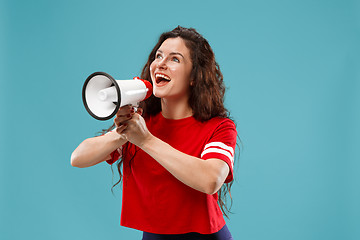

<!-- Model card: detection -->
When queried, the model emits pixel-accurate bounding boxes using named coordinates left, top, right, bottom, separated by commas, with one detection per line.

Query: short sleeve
left=106, top=147, right=122, bottom=165
left=201, top=119, right=237, bottom=183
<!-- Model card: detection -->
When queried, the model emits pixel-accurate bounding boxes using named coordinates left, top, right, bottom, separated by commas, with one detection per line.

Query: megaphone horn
left=82, top=72, right=153, bottom=120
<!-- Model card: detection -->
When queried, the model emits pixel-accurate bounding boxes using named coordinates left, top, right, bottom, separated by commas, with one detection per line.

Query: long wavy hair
left=112, top=26, right=237, bottom=218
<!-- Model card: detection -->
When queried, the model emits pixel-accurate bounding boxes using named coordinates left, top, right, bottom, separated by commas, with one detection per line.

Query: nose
left=157, top=58, right=167, bottom=70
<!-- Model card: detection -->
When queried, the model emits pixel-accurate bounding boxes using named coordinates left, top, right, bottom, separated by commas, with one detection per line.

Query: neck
left=161, top=98, right=193, bottom=120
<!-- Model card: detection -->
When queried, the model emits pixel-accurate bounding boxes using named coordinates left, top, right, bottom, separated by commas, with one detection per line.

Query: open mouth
left=155, top=73, right=171, bottom=84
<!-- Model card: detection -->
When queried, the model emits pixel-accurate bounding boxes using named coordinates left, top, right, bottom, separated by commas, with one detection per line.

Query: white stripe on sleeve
left=201, top=143, right=234, bottom=166
left=203, top=142, right=234, bottom=156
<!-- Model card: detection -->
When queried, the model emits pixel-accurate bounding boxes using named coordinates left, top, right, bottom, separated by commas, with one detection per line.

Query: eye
left=155, top=53, right=162, bottom=59
left=172, top=57, right=180, bottom=63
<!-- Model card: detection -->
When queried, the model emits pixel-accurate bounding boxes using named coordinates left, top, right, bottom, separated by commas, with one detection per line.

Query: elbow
left=202, top=160, right=229, bottom=195
left=203, top=177, right=223, bottom=195
left=70, top=152, right=83, bottom=168
left=70, top=152, right=78, bottom=167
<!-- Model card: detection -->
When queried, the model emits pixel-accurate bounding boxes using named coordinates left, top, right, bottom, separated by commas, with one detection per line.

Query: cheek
left=149, top=63, right=156, bottom=80
left=177, top=66, right=192, bottom=84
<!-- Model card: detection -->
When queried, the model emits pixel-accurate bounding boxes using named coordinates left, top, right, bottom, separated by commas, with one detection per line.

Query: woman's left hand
left=117, top=109, right=153, bottom=148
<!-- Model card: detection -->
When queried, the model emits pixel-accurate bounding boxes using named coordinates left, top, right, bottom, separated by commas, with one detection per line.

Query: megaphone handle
left=129, top=102, right=139, bottom=113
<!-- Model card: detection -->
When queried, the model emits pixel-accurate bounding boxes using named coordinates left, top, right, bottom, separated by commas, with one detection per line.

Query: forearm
left=140, top=135, right=229, bottom=195
left=71, top=132, right=127, bottom=168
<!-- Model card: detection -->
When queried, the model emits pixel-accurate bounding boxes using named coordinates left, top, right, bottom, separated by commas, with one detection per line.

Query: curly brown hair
left=113, top=26, right=236, bottom=218
left=140, top=26, right=229, bottom=121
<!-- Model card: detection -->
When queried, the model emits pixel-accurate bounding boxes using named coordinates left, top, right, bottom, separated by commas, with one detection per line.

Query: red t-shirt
left=107, top=112, right=237, bottom=234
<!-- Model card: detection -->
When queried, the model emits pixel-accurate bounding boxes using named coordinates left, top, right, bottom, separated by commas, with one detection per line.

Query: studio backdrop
left=1, top=0, right=359, bottom=240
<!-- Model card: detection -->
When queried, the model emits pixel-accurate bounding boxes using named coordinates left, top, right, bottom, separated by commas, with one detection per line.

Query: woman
left=71, top=26, right=237, bottom=240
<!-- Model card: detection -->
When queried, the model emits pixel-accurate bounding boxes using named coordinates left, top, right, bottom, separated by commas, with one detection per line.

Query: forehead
left=157, top=37, right=190, bottom=56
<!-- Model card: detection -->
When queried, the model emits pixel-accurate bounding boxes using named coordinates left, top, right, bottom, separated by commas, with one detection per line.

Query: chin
left=153, top=90, right=165, bottom=98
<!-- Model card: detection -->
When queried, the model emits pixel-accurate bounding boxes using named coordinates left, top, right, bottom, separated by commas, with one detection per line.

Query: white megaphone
left=82, top=72, right=153, bottom=120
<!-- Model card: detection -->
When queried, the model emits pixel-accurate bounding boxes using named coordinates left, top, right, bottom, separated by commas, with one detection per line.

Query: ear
left=190, top=76, right=195, bottom=86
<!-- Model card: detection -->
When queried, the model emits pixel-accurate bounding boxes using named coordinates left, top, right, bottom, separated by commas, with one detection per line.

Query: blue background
left=1, top=0, right=359, bottom=239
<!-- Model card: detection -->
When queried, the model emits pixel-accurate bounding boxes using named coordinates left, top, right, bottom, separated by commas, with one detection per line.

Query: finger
left=127, top=114, right=138, bottom=122
left=114, top=114, right=132, bottom=127
left=118, top=126, right=129, bottom=140
left=116, top=105, right=132, bottom=117
left=136, top=107, right=143, bottom=115
left=129, top=106, right=140, bottom=117
left=115, top=113, right=132, bottom=121
left=116, top=124, right=127, bottom=134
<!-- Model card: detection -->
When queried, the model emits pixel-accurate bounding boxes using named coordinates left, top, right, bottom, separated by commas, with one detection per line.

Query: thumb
left=136, top=107, right=144, bottom=115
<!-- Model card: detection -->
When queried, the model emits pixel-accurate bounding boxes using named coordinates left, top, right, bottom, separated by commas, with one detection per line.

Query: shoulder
left=206, top=117, right=236, bottom=132
left=204, top=117, right=237, bottom=147
left=197, top=117, right=237, bottom=147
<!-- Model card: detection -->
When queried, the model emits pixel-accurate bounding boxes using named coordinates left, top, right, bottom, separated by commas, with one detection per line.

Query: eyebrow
left=157, top=50, right=185, bottom=59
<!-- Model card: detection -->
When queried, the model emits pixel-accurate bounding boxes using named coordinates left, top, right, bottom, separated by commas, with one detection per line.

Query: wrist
left=139, top=133, right=156, bottom=150
left=106, top=131, right=127, bottom=146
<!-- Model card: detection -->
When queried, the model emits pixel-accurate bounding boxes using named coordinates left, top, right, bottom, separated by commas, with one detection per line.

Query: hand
left=117, top=111, right=153, bottom=148
left=114, top=105, right=143, bottom=136
left=114, top=105, right=131, bottom=127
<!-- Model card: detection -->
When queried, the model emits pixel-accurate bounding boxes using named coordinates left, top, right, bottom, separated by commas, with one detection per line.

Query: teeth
left=155, top=74, right=171, bottom=81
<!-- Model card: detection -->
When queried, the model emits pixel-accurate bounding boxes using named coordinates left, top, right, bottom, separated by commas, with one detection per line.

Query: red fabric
left=106, top=149, right=120, bottom=165
left=107, top=113, right=237, bottom=234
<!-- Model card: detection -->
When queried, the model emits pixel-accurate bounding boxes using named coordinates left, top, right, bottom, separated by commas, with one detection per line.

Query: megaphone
left=82, top=72, right=153, bottom=120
